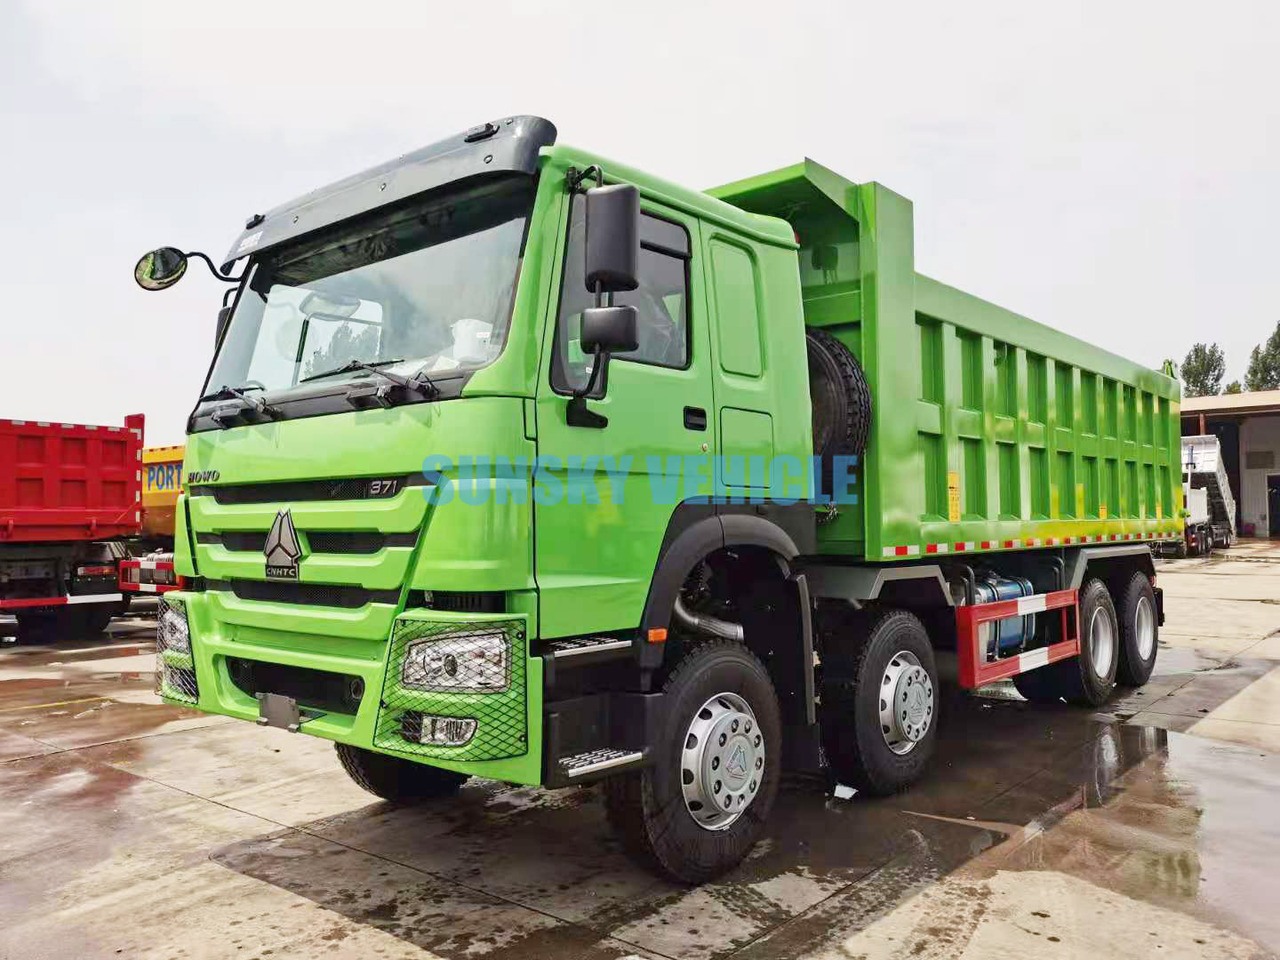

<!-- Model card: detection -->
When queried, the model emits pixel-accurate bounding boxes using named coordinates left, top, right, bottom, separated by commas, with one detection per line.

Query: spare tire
left=807, top=329, right=871, bottom=490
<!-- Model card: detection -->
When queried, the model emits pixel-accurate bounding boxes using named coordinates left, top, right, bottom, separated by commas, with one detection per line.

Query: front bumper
left=158, top=591, right=544, bottom=785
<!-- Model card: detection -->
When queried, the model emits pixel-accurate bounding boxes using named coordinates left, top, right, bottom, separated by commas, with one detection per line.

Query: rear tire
left=15, top=613, right=58, bottom=644
left=1115, top=571, right=1158, bottom=686
left=1013, top=579, right=1118, bottom=707
left=335, top=743, right=469, bottom=801
left=819, top=608, right=938, bottom=796
left=604, top=639, right=781, bottom=884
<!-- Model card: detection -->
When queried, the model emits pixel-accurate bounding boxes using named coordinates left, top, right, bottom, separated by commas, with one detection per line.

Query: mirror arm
left=185, top=250, right=244, bottom=284
left=567, top=347, right=611, bottom=429
left=566, top=164, right=605, bottom=194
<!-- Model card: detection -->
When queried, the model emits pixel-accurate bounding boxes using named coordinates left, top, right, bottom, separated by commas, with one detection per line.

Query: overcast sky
left=3, top=1, right=1277, bottom=445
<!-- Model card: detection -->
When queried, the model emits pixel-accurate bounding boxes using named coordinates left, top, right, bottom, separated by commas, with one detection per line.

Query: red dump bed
left=0, top=415, right=145, bottom=543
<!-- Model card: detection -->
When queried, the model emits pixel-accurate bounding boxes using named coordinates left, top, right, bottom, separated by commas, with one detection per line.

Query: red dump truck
left=0, top=415, right=145, bottom=642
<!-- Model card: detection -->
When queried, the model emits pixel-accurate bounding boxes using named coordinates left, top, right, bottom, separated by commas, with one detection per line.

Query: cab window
left=551, top=196, right=691, bottom=395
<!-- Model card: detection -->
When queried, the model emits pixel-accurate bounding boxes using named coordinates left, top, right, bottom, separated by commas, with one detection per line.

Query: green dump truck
left=136, top=116, right=1180, bottom=882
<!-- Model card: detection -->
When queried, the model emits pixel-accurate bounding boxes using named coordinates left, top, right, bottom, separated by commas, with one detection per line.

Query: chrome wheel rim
left=879, top=651, right=934, bottom=756
left=1134, top=596, right=1156, bottom=661
left=681, top=692, right=764, bottom=832
left=1089, top=606, right=1116, bottom=678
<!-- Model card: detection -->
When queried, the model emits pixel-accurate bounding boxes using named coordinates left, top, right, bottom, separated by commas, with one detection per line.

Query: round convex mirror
left=134, top=247, right=189, bottom=291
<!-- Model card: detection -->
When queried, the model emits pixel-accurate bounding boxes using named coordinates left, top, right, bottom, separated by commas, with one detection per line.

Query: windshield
left=206, top=175, right=534, bottom=397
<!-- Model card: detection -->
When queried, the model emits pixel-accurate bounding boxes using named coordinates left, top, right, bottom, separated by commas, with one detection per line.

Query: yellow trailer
left=141, top=444, right=184, bottom=542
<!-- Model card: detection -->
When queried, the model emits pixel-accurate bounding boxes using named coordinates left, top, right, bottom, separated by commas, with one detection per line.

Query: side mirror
left=581, top=305, right=638, bottom=355
left=134, top=247, right=189, bottom=291
left=584, top=184, right=640, bottom=294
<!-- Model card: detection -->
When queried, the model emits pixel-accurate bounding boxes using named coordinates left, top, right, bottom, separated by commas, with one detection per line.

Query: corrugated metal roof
left=1181, top=389, right=1280, bottom=415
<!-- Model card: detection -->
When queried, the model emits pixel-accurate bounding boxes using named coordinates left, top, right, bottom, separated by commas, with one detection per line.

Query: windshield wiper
left=198, top=384, right=281, bottom=428
left=301, top=359, right=439, bottom=399
left=199, top=383, right=264, bottom=403
left=199, top=384, right=280, bottom=418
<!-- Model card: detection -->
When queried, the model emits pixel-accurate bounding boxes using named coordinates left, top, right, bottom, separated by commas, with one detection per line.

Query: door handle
left=684, top=406, right=708, bottom=431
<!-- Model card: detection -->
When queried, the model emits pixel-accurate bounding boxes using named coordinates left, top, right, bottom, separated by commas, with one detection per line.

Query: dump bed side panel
left=710, top=162, right=1183, bottom=561
left=0, top=416, right=145, bottom=543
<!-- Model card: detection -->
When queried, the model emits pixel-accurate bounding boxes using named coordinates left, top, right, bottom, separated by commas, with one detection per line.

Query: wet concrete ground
left=3, top=546, right=1280, bottom=960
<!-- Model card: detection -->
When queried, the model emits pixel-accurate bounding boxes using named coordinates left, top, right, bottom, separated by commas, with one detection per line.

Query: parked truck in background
left=118, top=443, right=187, bottom=597
left=1180, top=434, right=1235, bottom=556
left=1, top=416, right=144, bottom=642
left=134, top=116, right=1181, bottom=882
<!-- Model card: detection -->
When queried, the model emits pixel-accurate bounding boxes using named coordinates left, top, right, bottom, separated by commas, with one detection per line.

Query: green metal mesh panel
left=374, top=616, right=527, bottom=762
left=155, top=596, right=199, bottom=705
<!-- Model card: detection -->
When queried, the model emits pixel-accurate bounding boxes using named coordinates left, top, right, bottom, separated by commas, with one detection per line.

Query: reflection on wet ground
left=4, top=553, right=1280, bottom=960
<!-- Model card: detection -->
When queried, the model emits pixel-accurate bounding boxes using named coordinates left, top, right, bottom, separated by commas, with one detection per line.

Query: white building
left=1182, top=390, right=1280, bottom=538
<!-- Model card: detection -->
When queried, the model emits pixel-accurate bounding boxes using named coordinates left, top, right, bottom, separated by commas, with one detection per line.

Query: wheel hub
left=1135, top=595, right=1156, bottom=661
left=879, top=651, right=933, bottom=755
left=1089, top=605, right=1116, bottom=678
left=682, top=693, right=764, bottom=831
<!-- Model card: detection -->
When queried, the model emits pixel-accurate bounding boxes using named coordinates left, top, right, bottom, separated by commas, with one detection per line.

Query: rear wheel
left=1115, top=571, right=1158, bottom=686
left=1013, top=578, right=1118, bottom=706
left=15, top=613, right=58, bottom=644
left=335, top=743, right=469, bottom=801
left=820, top=608, right=939, bottom=796
left=604, top=639, right=781, bottom=883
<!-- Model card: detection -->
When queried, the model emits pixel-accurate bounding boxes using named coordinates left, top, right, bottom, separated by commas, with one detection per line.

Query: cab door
left=534, top=193, right=714, bottom=639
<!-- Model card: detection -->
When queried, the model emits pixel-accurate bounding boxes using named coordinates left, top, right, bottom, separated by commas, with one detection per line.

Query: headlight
left=402, top=632, right=508, bottom=693
left=158, top=601, right=190, bottom=653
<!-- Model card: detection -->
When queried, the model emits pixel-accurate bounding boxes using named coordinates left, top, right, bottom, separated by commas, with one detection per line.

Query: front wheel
left=604, top=639, right=781, bottom=884
left=335, top=743, right=469, bottom=801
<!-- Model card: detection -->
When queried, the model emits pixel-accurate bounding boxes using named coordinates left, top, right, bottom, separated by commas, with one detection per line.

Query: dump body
left=0, top=415, right=142, bottom=620
left=141, top=443, right=185, bottom=541
left=0, top=416, right=145, bottom=543
left=710, top=161, right=1183, bottom=560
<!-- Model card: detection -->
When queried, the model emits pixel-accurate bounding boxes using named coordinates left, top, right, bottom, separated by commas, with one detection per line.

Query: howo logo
left=263, top=509, right=302, bottom=580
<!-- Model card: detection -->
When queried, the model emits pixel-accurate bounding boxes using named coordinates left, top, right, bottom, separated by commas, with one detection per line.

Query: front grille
left=197, top=530, right=416, bottom=554
left=306, top=531, right=418, bottom=553
left=206, top=579, right=400, bottom=608
left=375, top=617, right=527, bottom=762
left=155, top=596, right=199, bottom=705
left=188, top=473, right=430, bottom=505
left=199, top=531, right=267, bottom=552
left=409, top=590, right=505, bottom=613
left=227, top=657, right=364, bottom=715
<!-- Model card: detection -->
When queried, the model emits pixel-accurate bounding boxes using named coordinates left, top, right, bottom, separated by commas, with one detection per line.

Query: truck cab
left=138, top=115, right=1177, bottom=883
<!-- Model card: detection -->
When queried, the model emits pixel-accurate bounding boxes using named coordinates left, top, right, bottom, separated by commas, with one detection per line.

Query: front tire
left=819, top=608, right=939, bottom=796
left=604, top=639, right=781, bottom=884
left=335, top=743, right=469, bottom=801
left=1115, top=571, right=1158, bottom=686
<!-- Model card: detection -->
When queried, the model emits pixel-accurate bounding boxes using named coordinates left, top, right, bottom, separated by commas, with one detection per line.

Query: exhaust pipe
left=672, top=596, right=744, bottom=642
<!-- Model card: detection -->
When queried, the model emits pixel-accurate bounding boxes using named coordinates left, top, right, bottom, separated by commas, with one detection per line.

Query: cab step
left=546, top=636, right=632, bottom=658
left=543, top=636, right=634, bottom=686
left=559, top=747, right=645, bottom=779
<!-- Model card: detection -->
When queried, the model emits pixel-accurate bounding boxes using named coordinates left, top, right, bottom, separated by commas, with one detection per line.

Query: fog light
left=402, top=632, right=508, bottom=693
left=403, top=713, right=478, bottom=746
left=158, top=600, right=190, bottom=653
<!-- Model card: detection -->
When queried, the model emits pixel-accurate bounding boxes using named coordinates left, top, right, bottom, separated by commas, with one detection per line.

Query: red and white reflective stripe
left=882, top=545, right=921, bottom=557
left=953, top=542, right=974, bottom=552
left=118, top=559, right=181, bottom=594
left=924, top=543, right=949, bottom=554
left=0, top=593, right=123, bottom=610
